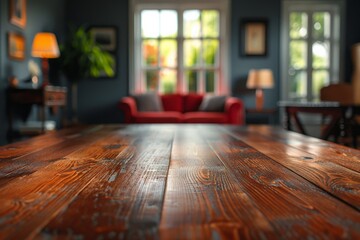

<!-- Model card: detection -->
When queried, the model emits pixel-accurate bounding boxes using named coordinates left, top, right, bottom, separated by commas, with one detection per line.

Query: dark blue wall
left=64, top=0, right=128, bottom=124
left=230, top=0, right=281, bottom=110
left=0, top=0, right=65, bottom=145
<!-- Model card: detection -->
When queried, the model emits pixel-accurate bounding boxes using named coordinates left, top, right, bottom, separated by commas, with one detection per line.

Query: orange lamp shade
left=246, top=69, right=274, bottom=110
left=246, top=69, right=274, bottom=89
left=31, top=32, right=60, bottom=58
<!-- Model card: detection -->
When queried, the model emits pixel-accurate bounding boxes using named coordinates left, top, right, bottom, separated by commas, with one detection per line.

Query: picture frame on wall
left=8, top=32, right=25, bottom=61
left=89, top=26, right=117, bottom=51
left=88, top=26, right=118, bottom=79
left=9, top=0, right=27, bottom=28
left=240, top=19, right=267, bottom=56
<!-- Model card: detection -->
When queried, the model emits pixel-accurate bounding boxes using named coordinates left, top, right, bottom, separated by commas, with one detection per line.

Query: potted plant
left=58, top=26, right=115, bottom=123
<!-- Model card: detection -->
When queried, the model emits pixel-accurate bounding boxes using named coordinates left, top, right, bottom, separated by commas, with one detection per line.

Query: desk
left=6, top=86, right=67, bottom=141
left=0, top=124, right=359, bottom=239
left=279, top=101, right=360, bottom=147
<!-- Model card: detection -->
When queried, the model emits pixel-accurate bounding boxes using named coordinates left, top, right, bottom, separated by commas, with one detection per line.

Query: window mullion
left=329, top=9, right=335, bottom=83
left=178, top=8, right=184, bottom=93
left=307, top=10, right=313, bottom=101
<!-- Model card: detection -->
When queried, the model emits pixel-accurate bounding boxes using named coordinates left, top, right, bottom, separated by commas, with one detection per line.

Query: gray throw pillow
left=199, top=95, right=227, bottom=112
left=132, top=92, right=163, bottom=112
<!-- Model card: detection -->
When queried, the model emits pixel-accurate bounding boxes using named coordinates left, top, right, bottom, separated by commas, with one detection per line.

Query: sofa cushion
left=161, top=94, right=184, bottom=112
left=184, top=112, right=227, bottom=123
left=199, top=95, right=227, bottom=112
left=132, top=92, right=163, bottom=112
left=184, top=94, right=203, bottom=112
left=133, top=112, right=183, bottom=123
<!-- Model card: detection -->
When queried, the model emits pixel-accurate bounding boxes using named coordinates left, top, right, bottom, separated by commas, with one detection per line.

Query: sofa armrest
left=225, top=97, right=245, bottom=125
left=118, top=97, right=138, bottom=123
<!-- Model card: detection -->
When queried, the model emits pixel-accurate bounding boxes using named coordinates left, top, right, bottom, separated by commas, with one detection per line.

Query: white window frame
left=129, top=0, right=230, bottom=95
left=281, top=0, right=345, bottom=102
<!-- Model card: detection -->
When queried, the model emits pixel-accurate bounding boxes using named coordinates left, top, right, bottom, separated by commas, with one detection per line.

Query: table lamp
left=247, top=69, right=274, bottom=110
left=31, top=32, right=60, bottom=87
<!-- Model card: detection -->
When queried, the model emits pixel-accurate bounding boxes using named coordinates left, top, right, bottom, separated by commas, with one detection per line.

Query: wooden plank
left=0, top=126, right=132, bottom=239
left=35, top=125, right=175, bottom=239
left=224, top=126, right=360, bottom=210
left=159, top=125, right=277, bottom=239
left=0, top=125, right=116, bottom=187
left=245, top=125, right=360, bottom=173
left=0, top=125, right=93, bottom=160
left=200, top=125, right=360, bottom=239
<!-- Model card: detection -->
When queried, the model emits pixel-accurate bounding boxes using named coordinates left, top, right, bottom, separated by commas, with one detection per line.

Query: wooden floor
left=0, top=124, right=359, bottom=239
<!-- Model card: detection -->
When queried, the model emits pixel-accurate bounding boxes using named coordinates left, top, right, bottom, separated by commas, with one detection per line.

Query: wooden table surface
left=0, top=124, right=359, bottom=239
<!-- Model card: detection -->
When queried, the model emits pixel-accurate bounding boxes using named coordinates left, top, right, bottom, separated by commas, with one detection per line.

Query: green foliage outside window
left=289, top=11, right=331, bottom=100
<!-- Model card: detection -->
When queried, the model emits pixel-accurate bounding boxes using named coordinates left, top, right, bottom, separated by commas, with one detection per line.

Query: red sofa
left=118, top=94, right=244, bottom=125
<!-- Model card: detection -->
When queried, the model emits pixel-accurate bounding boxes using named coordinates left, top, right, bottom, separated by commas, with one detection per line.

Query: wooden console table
left=0, top=124, right=359, bottom=239
left=279, top=101, right=360, bottom=147
left=6, top=85, right=67, bottom=141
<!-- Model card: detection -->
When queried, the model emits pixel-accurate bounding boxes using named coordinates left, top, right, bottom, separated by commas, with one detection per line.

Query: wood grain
left=245, top=125, right=360, bottom=173
left=223, top=126, right=360, bottom=210
left=37, top=125, right=175, bottom=239
left=0, top=124, right=359, bottom=239
left=200, top=125, right=360, bottom=238
left=0, top=125, right=114, bottom=187
left=160, top=125, right=276, bottom=239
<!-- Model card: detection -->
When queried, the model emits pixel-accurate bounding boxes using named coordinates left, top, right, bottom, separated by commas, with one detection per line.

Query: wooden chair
left=320, top=83, right=358, bottom=147
left=320, top=83, right=354, bottom=104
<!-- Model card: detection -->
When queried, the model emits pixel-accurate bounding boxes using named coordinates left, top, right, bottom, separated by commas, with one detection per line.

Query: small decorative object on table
left=28, top=60, right=40, bottom=88
left=8, top=76, right=19, bottom=88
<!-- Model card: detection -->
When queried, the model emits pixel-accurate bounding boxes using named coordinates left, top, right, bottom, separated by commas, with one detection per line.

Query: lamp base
left=41, top=58, right=49, bottom=87
left=255, top=88, right=264, bottom=110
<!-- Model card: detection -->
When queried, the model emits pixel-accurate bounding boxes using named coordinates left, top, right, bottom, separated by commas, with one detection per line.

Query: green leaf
left=59, top=26, right=116, bottom=81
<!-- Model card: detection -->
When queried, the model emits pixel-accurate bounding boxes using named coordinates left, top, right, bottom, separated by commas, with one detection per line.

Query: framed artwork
left=240, top=19, right=267, bottom=56
left=89, top=26, right=117, bottom=51
left=8, top=32, right=25, bottom=61
left=9, top=0, right=27, bottom=28
left=89, top=26, right=117, bottom=79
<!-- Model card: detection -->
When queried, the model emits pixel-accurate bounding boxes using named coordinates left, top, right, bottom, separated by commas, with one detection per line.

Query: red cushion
left=184, top=94, right=203, bottom=112
left=161, top=94, right=184, bottom=112
left=183, top=112, right=227, bottom=123
left=134, top=112, right=183, bottom=123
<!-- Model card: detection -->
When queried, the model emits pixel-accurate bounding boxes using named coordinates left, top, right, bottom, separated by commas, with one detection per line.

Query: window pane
left=313, top=70, right=329, bottom=99
left=203, top=40, right=219, bottom=66
left=184, top=40, right=201, bottom=67
left=289, top=70, right=307, bottom=99
left=160, top=69, right=176, bottom=93
left=160, top=10, right=178, bottom=38
left=313, top=12, right=331, bottom=39
left=312, top=41, right=330, bottom=69
left=290, top=12, right=308, bottom=39
left=141, top=10, right=159, bottom=38
left=142, top=40, right=158, bottom=66
left=145, top=70, right=159, bottom=91
left=185, top=70, right=198, bottom=92
left=202, top=10, right=219, bottom=37
left=184, top=10, right=201, bottom=38
left=206, top=71, right=215, bottom=93
left=160, top=40, right=177, bottom=67
left=290, top=41, right=307, bottom=69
